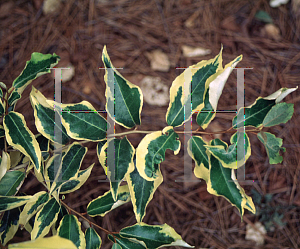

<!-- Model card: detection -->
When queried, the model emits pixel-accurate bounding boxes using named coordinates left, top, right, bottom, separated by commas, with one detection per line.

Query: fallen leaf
left=140, top=76, right=169, bottom=106
left=260, top=23, right=281, bottom=41
left=269, top=0, right=290, bottom=8
left=245, top=222, right=267, bottom=246
left=181, top=45, right=211, bottom=57
left=145, top=49, right=170, bottom=72
left=43, top=0, right=62, bottom=15
left=184, top=10, right=201, bottom=28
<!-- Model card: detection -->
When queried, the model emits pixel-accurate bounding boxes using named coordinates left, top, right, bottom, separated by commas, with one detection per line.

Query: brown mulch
left=1, top=0, right=300, bottom=248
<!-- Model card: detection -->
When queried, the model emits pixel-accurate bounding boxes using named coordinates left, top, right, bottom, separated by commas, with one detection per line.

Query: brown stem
left=60, top=200, right=116, bottom=237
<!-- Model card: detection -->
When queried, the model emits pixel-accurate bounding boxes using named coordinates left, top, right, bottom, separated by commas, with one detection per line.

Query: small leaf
left=126, top=163, right=163, bottom=223
left=166, top=47, right=223, bottom=127
left=102, top=45, right=143, bottom=129
left=7, top=92, right=21, bottom=107
left=255, top=10, right=273, bottom=23
left=0, top=81, right=6, bottom=90
left=87, top=185, right=130, bottom=217
left=31, top=197, right=60, bottom=240
left=187, top=136, right=209, bottom=181
left=85, top=227, right=102, bottom=249
left=50, top=142, right=87, bottom=193
left=205, top=132, right=251, bottom=169
left=136, top=126, right=181, bottom=181
left=257, top=131, right=286, bottom=164
left=99, top=137, right=135, bottom=201
left=3, top=111, right=42, bottom=172
left=58, top=214, right=85, bottom=249
left=0, top=208, right=21, bottom=246
left=19, top=191, right=49, bottom=226
left=0, top=171, right=25, bottom=196
left=119, top=222, right=194, bottom=248
left=8, top=235, right=77, bottom=249
left=262, top=103, right=294, bottom=127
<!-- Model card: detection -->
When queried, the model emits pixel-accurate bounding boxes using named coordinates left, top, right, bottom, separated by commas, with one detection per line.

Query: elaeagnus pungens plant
left=0, top=46, right=297, bottom=248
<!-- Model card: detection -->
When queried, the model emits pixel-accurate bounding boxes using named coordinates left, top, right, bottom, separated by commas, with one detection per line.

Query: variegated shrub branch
left=0, top=46, right=297, bottom=248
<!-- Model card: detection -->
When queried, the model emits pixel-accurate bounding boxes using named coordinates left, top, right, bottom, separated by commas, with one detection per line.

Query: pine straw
left=1, top=0, right=300, bottom=248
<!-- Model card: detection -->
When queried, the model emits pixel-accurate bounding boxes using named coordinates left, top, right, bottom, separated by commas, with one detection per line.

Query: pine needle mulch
left=0, top=0, right=299, bottom=248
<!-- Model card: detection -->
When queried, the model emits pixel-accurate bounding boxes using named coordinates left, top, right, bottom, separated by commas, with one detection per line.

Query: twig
left=60, top=200, right=116, bottom=237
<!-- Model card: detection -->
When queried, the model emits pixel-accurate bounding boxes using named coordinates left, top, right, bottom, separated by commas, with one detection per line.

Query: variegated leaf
left=0, top=171, right=25, bottom=196
left=23, top=214, right=35, bottom=233
left=233, top=87, right=297, bottom=129
left=187, top=136, right=209, bottom=181
left=136, top=126, right=180, bottom=181
left=8, top=235, right=77, bottom=249
left=85, top=227, right=102, bottom=249
left=3, top=111, right=42, bottom=172
left=7, top=52, right=60, bottom=106
left=0, top=195, right=32, bottom=212
left=30, top=87, right=70, bottom=145
left=31, top=197, right=60, bottom=240
left=52, top=205, right=69, bottom=235
left=166, top=48, right=223, bottom=127
left=58, top=214, right=85, bottom=249
left=99, top=137, right=135, bottom=201
left=102, top=45, right=143, bottom=129
left=0, top=208, right=21, bottom=246
left=19, top=191, right=49, bottom=226
left=206, top=139, right=255, bottom=217
left=44, top=154, right=61, bottom=190
left=119, top=223, right=194, bottom=248
left=7, top=92, right=21, bottom=107
left=60, top=163, right=94, bottom=194
left=205, top=131, right=251, bottom=169
left=0, top=151, right=10, bottom=181
left=96, top=140, right=107, bottom=174
left=196, top=55, right=242, bottom=129
left=126, top=163, right=163, bottom=223
left=47, top=100, right=109, bottom=141
left=87, top=185, right=130, bottom=217
left=0, top=98, right=4, bottom=117
left=50, top=142, right=87, bottom=194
